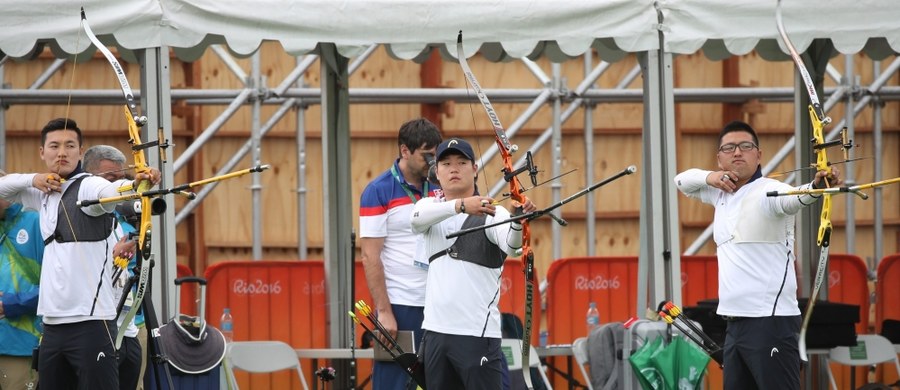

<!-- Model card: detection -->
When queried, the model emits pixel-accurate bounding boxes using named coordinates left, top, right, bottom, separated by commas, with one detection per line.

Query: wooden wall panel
left=676, top=53, right=725, bottom=130
left=3, top=46, right=899, bottom=282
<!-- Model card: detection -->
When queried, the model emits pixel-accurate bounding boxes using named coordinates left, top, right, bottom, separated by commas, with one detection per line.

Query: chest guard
left=45, top=176, right=115, bottom=244
left=429, top=215, right=507, bottom=269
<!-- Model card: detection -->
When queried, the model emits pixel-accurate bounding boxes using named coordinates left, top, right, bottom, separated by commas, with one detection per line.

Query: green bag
left=628, top=336, right=665, bottom=390
left=652, top=336, right=710, bottom=390
left=629, top=335, right=711, bottom=390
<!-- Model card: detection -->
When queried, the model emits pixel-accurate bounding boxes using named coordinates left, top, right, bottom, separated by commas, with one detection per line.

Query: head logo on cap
left=436, top=138, right=476, bottom=162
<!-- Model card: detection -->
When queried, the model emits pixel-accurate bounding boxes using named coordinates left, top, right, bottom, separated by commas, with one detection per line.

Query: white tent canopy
left=3, top=0, right=899, bottom=62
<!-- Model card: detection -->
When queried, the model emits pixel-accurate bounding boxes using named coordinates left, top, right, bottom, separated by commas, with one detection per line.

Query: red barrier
left=876, top=255, right=900, bottom=385
left=824, top=254, right=870, bottom=386
left=205, top=260, right=326, bottom=390
left=876, top=255, right=900, bottom=331
left=546, top=257, right=639, bottom=343
left=827, top=254, right=870, bottom=333
left=680, top=255, right=719, bottom=306
left=544, top=257, right=638, bottom=389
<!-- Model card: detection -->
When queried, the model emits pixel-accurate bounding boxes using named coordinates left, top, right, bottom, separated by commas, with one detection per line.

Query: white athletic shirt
left=674, top=168, right=821, bottom=317
left=0, top=173, right=128, bottom=324
left=410, top=196, right=523, bottom=338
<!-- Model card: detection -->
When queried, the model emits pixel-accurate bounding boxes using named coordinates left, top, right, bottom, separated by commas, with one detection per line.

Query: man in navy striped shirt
left=359, top=118, right=441, bottom=390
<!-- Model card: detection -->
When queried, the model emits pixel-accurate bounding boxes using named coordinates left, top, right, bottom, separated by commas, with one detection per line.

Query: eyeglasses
left=718, top=141, right=757, bottom=154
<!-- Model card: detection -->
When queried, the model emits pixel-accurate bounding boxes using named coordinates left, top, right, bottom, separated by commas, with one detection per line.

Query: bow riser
left=80, top=8, right=154, bottom=350
left=457, top=31, right=536, bottom=389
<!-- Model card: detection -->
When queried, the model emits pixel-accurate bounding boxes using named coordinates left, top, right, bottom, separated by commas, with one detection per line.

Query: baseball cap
left=436, top=138, right=475, bottom=161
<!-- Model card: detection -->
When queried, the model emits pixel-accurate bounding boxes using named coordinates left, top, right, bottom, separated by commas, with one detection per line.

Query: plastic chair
left=827, top=334, right=900, bottom=390
left=571, top=337, right=595, bottom=390
left=501, top=338, right=553, bottom=390
left=226, top=341, right=310, bottom=390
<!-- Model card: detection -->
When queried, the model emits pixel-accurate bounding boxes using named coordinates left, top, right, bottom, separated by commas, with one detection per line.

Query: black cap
left=436, top=138, right=475, bottom=161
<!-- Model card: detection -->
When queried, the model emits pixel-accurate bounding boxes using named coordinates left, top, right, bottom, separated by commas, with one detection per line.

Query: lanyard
left=390, top=164, right=428, bottom=204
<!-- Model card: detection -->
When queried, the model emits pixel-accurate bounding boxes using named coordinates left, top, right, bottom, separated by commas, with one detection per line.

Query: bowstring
left=61, top=14, right=116, bottom=346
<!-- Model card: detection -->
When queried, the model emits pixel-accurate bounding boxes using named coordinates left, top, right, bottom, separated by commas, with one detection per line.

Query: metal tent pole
left=844, top=54, right=857, bottom=255
left=583, top=52, right=597, bottom=256
left=251, top=52, right=264, bottom=260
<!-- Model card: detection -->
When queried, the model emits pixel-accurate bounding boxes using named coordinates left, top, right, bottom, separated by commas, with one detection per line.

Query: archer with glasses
left=673, top=120, right=840, bottom=390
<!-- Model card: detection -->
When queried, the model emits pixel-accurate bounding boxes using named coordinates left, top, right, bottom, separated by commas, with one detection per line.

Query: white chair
left=827, top=334, right=900, bottom=390
left=226, top=341, right=310, bottom=390
left=501, top=338, right=553, bottom=390
left=571, top=337, right=594, bottom=390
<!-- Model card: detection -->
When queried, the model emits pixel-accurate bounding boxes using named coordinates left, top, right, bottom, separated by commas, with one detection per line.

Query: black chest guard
left=428, top=215, right=507, bottom=269
left=44, top=176, right=115, bottom=245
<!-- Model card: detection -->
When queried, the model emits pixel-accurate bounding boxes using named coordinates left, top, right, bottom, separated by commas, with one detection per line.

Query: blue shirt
left=115, top=213, right=144, bottom=328
left=0, top=203, right=44, bottom=356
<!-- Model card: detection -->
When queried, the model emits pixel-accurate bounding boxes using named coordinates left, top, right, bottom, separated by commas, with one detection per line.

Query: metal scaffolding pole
left=873, top=61, right=885, bottom=267
left=273, top=55, right=318, bottom=97
left=27, top=58, right=65, bottom=90
left=7, top=85, right=900, bottom=105
left=844, top=54, right=857, bottom=255
left=319, top=43, right=354, bottom=388
left=142, top=47, right=178, bottom=323
left=297, top=91, right=309, bottom=259
left=551, top=63, right=563, bottom=261
left=212, top=44, right=248, bottom=82
left=251, top=52, right=264, bottom=260
left=583, top=52, right=597, bottom=256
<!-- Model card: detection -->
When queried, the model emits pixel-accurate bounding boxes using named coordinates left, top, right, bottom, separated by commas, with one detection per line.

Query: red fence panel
left=680, top=255, right=718, bottom=307
left=876, top=255, right=900, bottom=384
left=545, top=257, right=639, bottom=344
left=827, top=254, right=870, bottom=333
left=544, top=256, right=638, bottom=389
left=205, top=260, right=326, bottom=390
left=824, top=254, right=870, bottom=386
